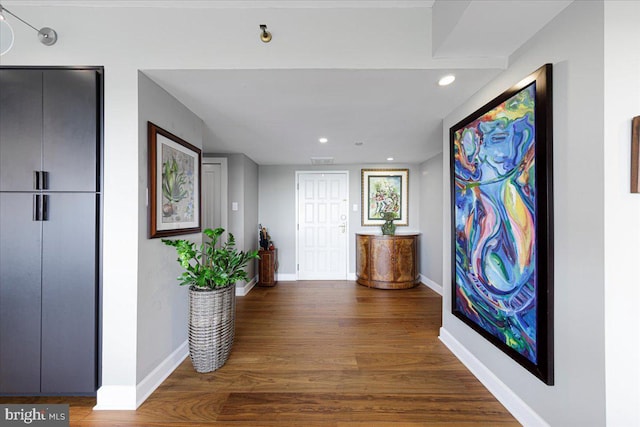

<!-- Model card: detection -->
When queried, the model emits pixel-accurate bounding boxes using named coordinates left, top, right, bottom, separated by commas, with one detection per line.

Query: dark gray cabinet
left=0, top=69, right=97, bottom=192
left=0, top=70, right=43, bottom=191
left=0, top=68, right=101, bottom=395
left=40, top=193, right=97, bottom=393
left=0, top=194, right=43, bottom=393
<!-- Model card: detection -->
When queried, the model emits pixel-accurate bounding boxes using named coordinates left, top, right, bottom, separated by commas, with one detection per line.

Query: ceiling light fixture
left=318, top=137, right=328, bottom=143
left=0, top=8, right=13, bottom=55
left=259, top=24, right=272, bottom=43
left=387, top=157, right=394, bottom=161
left=0, top=3, right=57, bottom=56
left=438, top=74, right=456, bottom=86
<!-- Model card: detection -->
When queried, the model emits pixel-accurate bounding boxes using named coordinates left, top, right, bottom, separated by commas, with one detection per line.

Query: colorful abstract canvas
left=450, top=64, right=553, bottom=384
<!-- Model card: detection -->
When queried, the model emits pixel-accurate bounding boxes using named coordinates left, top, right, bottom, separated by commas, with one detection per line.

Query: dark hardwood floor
left=1, top=281, right=519, bottom=426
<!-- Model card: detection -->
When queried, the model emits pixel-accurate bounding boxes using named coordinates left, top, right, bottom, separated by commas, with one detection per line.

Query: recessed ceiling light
left=438, top=74, right=456, bottom=86
left=318, top=137, right=328, bottom=143
left=387, top=157, right=394, bottom=161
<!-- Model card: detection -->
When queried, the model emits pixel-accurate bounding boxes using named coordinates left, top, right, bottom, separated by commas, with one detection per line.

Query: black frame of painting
left=449, top=64, right=554, bottom=385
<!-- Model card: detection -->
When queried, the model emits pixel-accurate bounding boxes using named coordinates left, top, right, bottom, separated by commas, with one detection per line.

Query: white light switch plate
left=353, top=204, right=358, bottom=211
left=232, top=202, right=238, bottom=211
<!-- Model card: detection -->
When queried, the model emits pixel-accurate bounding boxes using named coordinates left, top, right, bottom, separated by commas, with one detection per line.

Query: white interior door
left=202, top=158, right=228, bottom=235
left=297, top=172, right=348, bottom=280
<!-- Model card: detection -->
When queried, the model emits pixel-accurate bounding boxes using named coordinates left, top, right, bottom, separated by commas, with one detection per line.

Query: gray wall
left=227, top=154, right=245, bottom=254
left=603, top=2, right=640, bottom=423
left=243, top=156, right=259, bottom=278
left=208, top=153, right=259, bottom=280
left=441, top=2, right=605, bottom=425
left=136, top=73, right=203, bottom=382
left=419, top=153, right=443, bottom=287
left=258, top=163, right=422, bottom=276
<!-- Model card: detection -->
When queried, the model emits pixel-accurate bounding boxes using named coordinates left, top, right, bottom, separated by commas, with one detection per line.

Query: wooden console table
left=355, top=233, right=420, bottom=289
left=258, top=249, right=277, bottom=287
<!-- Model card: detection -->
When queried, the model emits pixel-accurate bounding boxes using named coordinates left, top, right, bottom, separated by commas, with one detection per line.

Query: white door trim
left=202, top=157, right=228, bottom=237
left=295, top=170, right=349, bottom=281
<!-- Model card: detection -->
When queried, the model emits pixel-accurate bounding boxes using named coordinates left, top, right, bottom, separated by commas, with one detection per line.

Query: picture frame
left=449, top=64, right=554, bottom=384
left=361, top=169, right=409, bottom=226
left=148, top=122, right=201, bottom=238
left=631, top=116, right=640, bottom=193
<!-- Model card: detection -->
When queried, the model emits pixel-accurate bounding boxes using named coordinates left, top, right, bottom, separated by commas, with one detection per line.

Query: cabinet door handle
left=34, top=171, right=41, bottom=190
left=33, top=194, right=41, bottom=221
left=42, top=171, right=49, bottom=190
left=42, top=195, right=49, bottom=221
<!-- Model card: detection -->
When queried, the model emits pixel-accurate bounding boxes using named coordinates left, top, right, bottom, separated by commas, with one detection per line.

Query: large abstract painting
left=450, top=64, right=554, bottom=384
left=148, top=122, right=201, bottom=238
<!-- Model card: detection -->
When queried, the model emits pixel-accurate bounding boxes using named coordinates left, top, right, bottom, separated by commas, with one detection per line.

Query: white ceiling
left=144, top=68, right=501, bottom=165
left=432, top=0, right=573, bottom=59
left=141, top=0, right=571, bottom=165
left=4, top=0, right=571, bottom=165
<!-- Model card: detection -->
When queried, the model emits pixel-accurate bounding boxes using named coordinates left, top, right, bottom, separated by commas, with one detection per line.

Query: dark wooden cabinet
left=258, top=249, right=277, bottom=287
left=0, top=68, right=101, bottom=395
left=356, top=233, right=420, bottom=289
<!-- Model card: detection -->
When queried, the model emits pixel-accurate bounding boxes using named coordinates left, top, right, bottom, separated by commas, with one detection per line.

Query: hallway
left=2, top=281, right=517, bottom=425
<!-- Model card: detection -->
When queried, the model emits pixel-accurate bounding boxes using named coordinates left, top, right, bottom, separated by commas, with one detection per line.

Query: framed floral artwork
left=361, top=169, right=408, bottom=226
left=148, top=122, right=201, bottom=238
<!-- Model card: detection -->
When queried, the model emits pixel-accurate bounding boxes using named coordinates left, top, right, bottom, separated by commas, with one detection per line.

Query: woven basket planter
left=188, top=284, right=236, bottom=373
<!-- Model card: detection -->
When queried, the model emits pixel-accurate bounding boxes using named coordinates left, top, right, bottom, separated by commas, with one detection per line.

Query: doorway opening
left=202, top=157, right=228, bottom=237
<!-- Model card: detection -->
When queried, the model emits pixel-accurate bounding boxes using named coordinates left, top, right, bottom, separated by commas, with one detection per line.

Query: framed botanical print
left=148, top=122, right=201, bottom=238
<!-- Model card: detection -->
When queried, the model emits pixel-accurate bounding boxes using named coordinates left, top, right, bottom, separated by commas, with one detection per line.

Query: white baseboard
left=94, top=341, right=189, bottom=410
left=439, top=328, right=549, bottom=427
left=274, top=273, right=358, bottom=281
left=135, top=340, right=189, bottom=409
left=420, top=274, right=443, bottom=295
left=94, top=385, right=137, bottom=410
left=236, top=276, right=257, bottom=296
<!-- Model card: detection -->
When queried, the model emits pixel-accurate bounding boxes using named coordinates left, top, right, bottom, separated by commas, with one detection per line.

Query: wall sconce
left=0, top=3, right=57, bottom=56
left=259, top=24, right=272, bottom=43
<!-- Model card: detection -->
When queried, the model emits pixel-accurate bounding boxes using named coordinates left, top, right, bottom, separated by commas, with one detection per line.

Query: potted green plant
left=163, top=227, right=259, bottom=373
left=381, top=211, right=397, bottom=235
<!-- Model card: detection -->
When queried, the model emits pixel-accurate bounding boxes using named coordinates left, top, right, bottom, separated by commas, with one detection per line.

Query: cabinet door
left=41, top=193, right=97, bottom=393
left=0, top=194, right=43, bottom=393
left=370, top=238, right=394, bottom=283
left=355, top=235, right=370, bottom=282
left=394, top=237, right=416, bottom=282
left=43, top=70, right=98, bottom=192
left=0, top=70, right=43, bottom=191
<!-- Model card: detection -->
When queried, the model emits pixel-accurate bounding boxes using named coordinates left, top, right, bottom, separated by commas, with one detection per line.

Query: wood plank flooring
left=0, top=281, right=519, bottom=426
